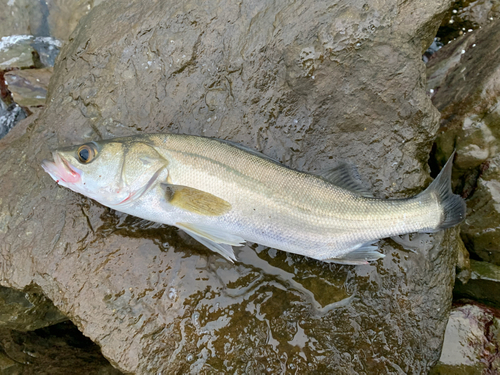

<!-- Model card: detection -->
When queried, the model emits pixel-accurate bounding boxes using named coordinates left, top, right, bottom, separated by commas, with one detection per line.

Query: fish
left=41, top=134, right=466, bottom=264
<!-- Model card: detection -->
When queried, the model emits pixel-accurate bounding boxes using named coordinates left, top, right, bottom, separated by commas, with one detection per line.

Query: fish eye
left=77, top=144, right=97, bottom=163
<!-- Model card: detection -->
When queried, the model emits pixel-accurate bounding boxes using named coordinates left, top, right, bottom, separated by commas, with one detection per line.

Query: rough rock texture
left=455, top=260, right=500, bottom=308
left=5, top=68, right=52, bottom=107
left=428, top=18, right=500, bottom=265
left=0, top=321, right=123, bottom=375
left=0, top=0, right=97, bottom=41
left=0, top=0, right=457, bottom=373
left=0, top=285, right=66, bottom=331
left=430, top=302, right=500, bottom=374
left=0, top=99, right=26, bottom=140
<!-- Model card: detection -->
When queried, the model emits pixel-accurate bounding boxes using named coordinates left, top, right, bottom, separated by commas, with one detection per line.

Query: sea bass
left=41, top=134, right=466, bottom=264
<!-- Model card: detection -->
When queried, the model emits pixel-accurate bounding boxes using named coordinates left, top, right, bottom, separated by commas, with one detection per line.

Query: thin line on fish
left=41, top=134, right=466, bottom=264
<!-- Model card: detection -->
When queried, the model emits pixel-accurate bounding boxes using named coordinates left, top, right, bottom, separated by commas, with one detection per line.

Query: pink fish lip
left=42, top=152, right=82, bottom=184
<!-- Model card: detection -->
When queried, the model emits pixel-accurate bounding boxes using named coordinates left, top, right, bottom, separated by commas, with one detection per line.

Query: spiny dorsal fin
left=162, top=184, right=232, bottom=216
left=320, top=161, right=374, bottom=197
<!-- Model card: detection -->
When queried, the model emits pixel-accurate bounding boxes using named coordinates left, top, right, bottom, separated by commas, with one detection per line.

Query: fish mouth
left=42, top=152, right=82, bottom=184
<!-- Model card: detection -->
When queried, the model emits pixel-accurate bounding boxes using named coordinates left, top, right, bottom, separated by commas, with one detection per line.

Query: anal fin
left=323, top=241, right=384, bottom=265
left=176, top=222, right=245, bottom=262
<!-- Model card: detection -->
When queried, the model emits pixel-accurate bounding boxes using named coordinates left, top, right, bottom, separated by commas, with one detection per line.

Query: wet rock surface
left=0, top=0, right=461, bottom=373
left=428, top=17, right=500, bottom=266
left=430, top=302, right=500, bottom=374
left=0, top=321, right=123, bottom=375
left=0, top=99, right=26, bottom=140
left=0, top=0, right=96, bottom=41
left=4, top=68, right=52, bottom=107
left=454, top=260, right=500, bottom=308
left=0, top=285, right=66, bottom=332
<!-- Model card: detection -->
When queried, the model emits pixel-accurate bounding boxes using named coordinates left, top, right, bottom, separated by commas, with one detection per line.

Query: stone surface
left=428, top=17, right=500, bottom=265
left=454, top=260, right=500, bottom=308
left=0, top=285, right=66, bottom=332
left=0, top=321, right=123, bottom=375
left=0, top=35, right=37, bottom=69
left=0, top=0, right=96, bottom=42
left=430, top=302, right=500, bottom=374
left=0, top=35, right=61, bottom=69
left=5, top=68, right=52, bottom=107
left=0, top=98, right=27, bottom=140
left=0, top=0, right=457, bottom=373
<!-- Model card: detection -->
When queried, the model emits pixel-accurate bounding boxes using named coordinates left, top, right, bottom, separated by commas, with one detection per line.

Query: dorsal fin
left=320, top=161, right=374, bottom=197
left=216, top=139, right=282, bottom=165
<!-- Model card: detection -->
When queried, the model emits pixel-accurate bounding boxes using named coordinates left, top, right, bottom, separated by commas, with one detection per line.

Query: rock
left=0, top=0, right=96, bottom=42
left=31, top=37, right=62, bottom=68
left=0, top=35, right=61, bottom=69
left=0, top=321, right=123, bottom=374
left=430, top=302, right=500, bottom=374
left=0, top=0, right=32, bottom=38
left=454, top=260, right=500, bottom=308
left=436, top=0, right=500, bottom=45
left=0, top=98, right=27, bottom=139
left=461, top=155, right=500, bottom=265
left=0, top=285, right=67, bottom=331
left=0, top=35, right=38, bottom=69
left=428, top=18, right=500, bottom=265
left=456, top=236, right=471, bottom=284
left=0, top=0, right=459, bottom=373
left=5, top=68, right=52, bottom=107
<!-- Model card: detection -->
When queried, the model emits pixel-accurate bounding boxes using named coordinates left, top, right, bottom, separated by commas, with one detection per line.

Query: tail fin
left=421, top=151, right=466, bottom=230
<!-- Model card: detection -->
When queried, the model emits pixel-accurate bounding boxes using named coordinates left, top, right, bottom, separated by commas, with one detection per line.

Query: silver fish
left=42, top=134, right=466, bottom=264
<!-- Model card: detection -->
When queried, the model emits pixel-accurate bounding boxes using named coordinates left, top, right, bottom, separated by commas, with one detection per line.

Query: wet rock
left=0, top=98, right=26, bottom=139
left=0, top=0, right=96, bottom=42
left=0, top=321, right=123, bottom=375
left=5, top=68, right=52, bottom=107
left=428, top=18, right=500, bottom=265
left=0, top=35, right=61, bottom=69
left=31, top=37, right=61, bottom=68
left=430, top=302, right=500, bottom=374
left=454, top=260, right=500, bottom=308
left=0, top=0, right=459, bottom=373
left=456, top=236, right=471, bottom=284
left=0, top=285, right=67, bottom=331
left=461, top=155, right=500, bottom=265
left=0, top=35, right=37, bottom=69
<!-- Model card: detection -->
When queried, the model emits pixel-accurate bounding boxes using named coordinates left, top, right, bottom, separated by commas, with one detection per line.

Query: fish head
left=42, top=139, right=168, bottom=207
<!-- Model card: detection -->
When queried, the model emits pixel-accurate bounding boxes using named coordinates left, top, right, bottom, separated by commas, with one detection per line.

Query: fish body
left=42, top=134, right=466, bottom=264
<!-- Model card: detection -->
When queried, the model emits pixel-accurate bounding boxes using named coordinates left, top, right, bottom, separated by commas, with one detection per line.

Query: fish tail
left=421, top=151, right=466, bottom=231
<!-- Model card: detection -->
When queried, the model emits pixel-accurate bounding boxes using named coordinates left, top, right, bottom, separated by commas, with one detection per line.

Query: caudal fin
left=422, top=151, right=466, bottom=230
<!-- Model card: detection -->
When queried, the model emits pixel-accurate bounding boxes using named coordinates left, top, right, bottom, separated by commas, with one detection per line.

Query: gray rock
left=430, top=303, right=500, bottom=374
left=454, top=260, right=500, bottom=308
left=0, top=0, right=458, bottom=373
left=428, top=18, right=500, bottom=266
left=0, top=0, right=96, bottom=42
left=0, top=98, right=26, bottom=139
left=5, top=68, right=52, bottom=107
left=0, top=35, right=37, bottom=69
left=0, top=35, right=61, bottom=69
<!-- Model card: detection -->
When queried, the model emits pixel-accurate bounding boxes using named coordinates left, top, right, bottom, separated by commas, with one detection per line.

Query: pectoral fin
left=323, top=241, right=384, bottom=265
left=176, top=222, right=245, bottom=262
left=163, top=184, right=232, bottom=216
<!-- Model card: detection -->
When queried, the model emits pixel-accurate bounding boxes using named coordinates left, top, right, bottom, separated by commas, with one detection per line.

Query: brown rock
left=5, top=68, right=52, bottom=107
left=0, top=0, right=459, bottom=373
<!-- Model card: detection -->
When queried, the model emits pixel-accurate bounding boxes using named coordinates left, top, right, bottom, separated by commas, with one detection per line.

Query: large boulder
left=0, top=0, right=456, bottom=373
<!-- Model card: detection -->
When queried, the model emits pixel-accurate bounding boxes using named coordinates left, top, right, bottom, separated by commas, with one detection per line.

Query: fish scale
left=42, top=133, right=466, bottom=264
